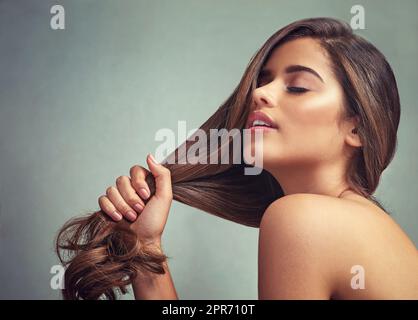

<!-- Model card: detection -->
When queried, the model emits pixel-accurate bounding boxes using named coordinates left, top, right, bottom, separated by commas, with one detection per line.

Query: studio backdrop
left=0, top=0, right=417, bottom=299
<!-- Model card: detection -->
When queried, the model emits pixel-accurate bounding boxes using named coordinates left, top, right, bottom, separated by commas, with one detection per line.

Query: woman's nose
left=252, top=86, right=276, bottom=110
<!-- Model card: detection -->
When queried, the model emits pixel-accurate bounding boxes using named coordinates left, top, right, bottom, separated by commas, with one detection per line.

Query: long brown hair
left=55, top=17, right=401, bottom=299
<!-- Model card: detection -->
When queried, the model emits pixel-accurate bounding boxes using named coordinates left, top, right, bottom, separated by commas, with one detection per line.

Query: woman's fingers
left=146, top=154, right=173, bottom=201
left=130, top=165, right=151, bottom=201
left=105, top=186, right=137, bottom=222
left=116, top=175, right=145, bottom=213
left=98, top=158, right=167, bottom=223
left=98, top=195, right=122, bottom=221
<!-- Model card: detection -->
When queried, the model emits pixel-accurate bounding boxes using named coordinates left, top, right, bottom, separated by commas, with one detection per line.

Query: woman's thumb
left=146, top=154, right=173, bottom=200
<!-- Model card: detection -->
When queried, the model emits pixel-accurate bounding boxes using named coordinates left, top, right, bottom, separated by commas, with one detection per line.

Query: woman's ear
left=345, top=116, right=362, bottom=148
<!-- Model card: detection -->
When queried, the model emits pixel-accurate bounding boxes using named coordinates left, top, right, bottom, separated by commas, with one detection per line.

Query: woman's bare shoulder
left=258, top=193, right=418, bottom=299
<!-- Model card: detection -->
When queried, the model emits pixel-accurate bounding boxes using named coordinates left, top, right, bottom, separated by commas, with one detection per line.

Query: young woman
left=56, top=17, right=418, bottom=300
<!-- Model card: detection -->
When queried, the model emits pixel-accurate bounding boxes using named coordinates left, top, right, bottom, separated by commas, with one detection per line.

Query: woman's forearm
left=132, top=242, right=179, bottom=300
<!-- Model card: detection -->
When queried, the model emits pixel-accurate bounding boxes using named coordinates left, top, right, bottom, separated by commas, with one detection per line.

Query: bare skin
left=259, top=193, right=418, bottom=299
left=97, top=38, right=418, bottom=299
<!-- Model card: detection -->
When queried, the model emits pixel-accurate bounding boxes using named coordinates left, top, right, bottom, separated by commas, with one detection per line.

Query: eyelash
left=257, top=79, right=309, bottom=94
left=287, top=86, right=309, bottom=94
left=256, top=77, right=310, bottom=95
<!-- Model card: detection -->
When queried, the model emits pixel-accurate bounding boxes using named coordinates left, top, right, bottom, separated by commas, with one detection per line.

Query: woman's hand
left=98, top=154, right=173, bottom=244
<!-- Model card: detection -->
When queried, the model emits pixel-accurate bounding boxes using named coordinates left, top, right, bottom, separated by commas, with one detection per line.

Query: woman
left=56, top=17, right=418, bottom=299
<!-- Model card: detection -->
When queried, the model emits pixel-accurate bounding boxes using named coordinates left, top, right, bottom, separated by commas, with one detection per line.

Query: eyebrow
left=259, top=64, right=324, bottom=83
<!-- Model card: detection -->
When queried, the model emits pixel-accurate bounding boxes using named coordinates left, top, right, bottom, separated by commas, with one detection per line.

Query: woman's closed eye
left=287, top=86, right=309, bottom=94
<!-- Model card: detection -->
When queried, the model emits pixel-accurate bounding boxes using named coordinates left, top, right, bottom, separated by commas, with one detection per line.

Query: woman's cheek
left=277, top=98, right=342, bottom=157
left=289, top=92, right=342, bottom=128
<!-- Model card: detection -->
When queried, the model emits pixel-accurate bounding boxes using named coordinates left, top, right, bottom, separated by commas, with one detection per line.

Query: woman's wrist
left=139, top=237, right=165, bottom=258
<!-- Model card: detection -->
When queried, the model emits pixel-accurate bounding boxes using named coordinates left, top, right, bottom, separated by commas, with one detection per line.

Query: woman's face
left=244, top=37, right=354, bottom=171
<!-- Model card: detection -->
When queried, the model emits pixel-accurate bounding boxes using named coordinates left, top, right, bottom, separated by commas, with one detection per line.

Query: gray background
left=0, top=0, right=417, bottom=299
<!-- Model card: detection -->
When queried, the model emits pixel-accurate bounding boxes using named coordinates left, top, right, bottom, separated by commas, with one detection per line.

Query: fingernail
left=149, top=153, right=159, bottom=164
left=139, top=188, right=150, bottom=200
left=112, top=210, right=122, bottom=221
left=126, top=210, right=137, bottom=222
left=134, top=203, right=144, bottom=212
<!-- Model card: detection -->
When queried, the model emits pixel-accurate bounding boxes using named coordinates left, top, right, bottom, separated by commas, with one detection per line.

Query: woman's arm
left=132, top=241, right=179, bottom=300
left=98, top=154, right=177, bottom=299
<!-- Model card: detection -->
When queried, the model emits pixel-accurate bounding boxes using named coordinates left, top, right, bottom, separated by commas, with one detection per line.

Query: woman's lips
left=245, top=111, right=278, bottom=131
